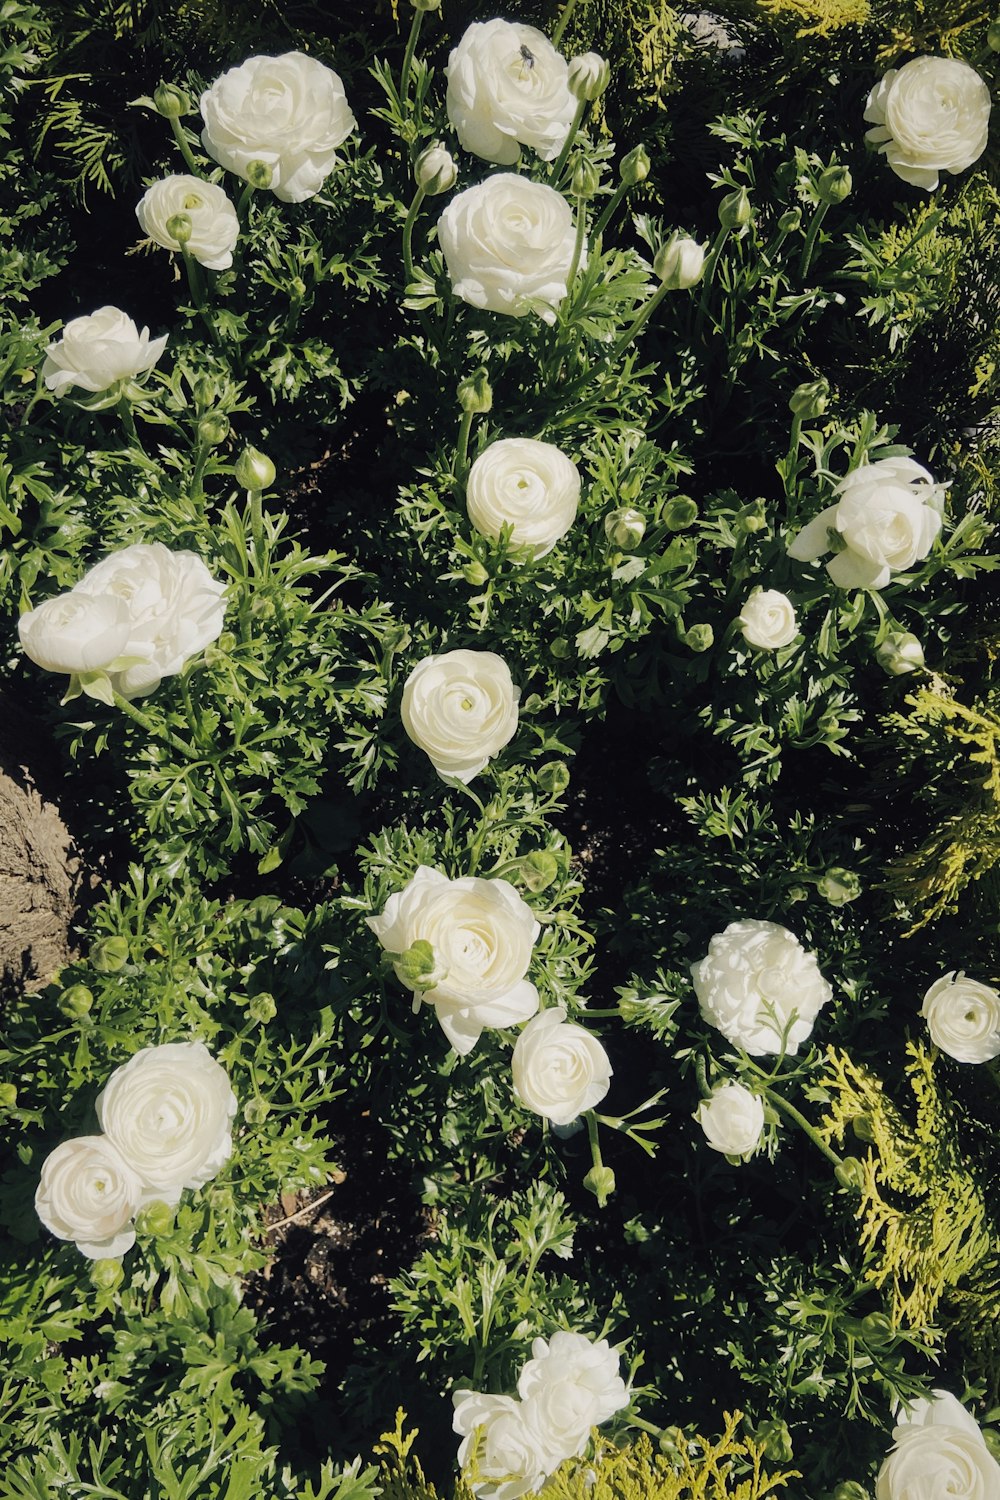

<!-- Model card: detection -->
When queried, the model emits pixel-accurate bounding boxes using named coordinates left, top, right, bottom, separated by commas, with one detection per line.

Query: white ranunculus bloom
left=42, top=306, right=167, bottom=397
left=72, top=542, right=227, bottom=698
left=691, top=919, right=833, bottom=1057
left=921, top=972, right=1000, bottom=1064
left=136, top=174, right=240, bottom=271
left=787, top=456, right=945, bottom=590
left=453, top=1391, right=552, bottom=1500
left=438, top=175, right=579, bottom=324
left=367, top=866, right=540, bottom=1055
left=446, top=20, right=576, bottom=165
left=653, top=233, right=707, bottom=289
left=864, top=56, right=991, bottom=192
left=695, top=1081, right=765, bottom=1159
left=517, top=1332, right=629, bottom=1466
left=876, top=1389, right=1000, bottom=1500
left=200, top=51, right=356, bottom=203
left=466, top=438, right=580, bottom=558
left=738, top=589, right=798, bottom=650
left=511, top=1007, right=612, bottom=1126
left=400, top=648, right=520, bottom=783
left=18, top=592, right=133, bottom=677
left=96, top=1041, right=237, bottom=1205
left=35, top=1135, right=143, bottom=1259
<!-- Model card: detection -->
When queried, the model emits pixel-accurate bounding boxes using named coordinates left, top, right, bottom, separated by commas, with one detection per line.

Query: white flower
left=41, top=306, right=167, bottom=397
left=35, top=1136, right=143, bottom=1259
left=738, top=589, right=798, bottom=650
left=72, top=542, right=227, bottom=698
left=446, top=20, right=576, bottom=165
left=96, top=1041, right=237, bottom=1205
left=517, top=1332, right=629, bottom=1465
left=695, top=1081, right=765, bottom=1159
left=453, top=1391, right=552, bottom=1500
left=511, top=1007, right=612, bottom=1126
left=787, top=456, right=945, bottom=590
left=136, top=174, right=240, bottom=271
left=653, top=233, right=707, bottom=289
left=876, top=1389, right=1000, bottom=1500
left=438, top=175, right=579, bottom=324
left=466, top=438, right=580, bottom=558
left=864, top=57, right=991, bottom=192
left=367, top=866, right=540, bottom=1055
left=921, top=972, right=1000, bottom=1064
left=18, top=592, right=133, bottom=677
left=401, top=648, right=520, bottom=783
left=200, top=51, right=356, bottom=203
left=691, top=919, right=833, bottom=1057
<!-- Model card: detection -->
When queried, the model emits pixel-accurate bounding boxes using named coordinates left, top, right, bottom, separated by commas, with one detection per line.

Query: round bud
left=567, top=52, right=610, bottom=102
left=415, top=142, right=458, bottom=196
left=245, top=159, right=274, bottom=190
left=989, top=19, right=1000, bottom=50
left=619, top=144, right=650, bottom=186
left=397, top=939, right=442, bottom=990
left=817, top=867, right=861, bottom=907
left=0, top=1082, right=18, bottom=1109
left=831, top=1485, right=870, bottom=1500
left=570, top=157, right=600, bottom=200
left=662, top=496, right=698, bottom=530
left=153, top=83, right=190, bottom=119
left=537, top=760, right=571, bottom=795
left=850, top=1114, right=875, bottom=1142
left=583, top=1163, right=616, bottom=1206
left=983, top=1430, right=1000, bottom=1462
left=165, top=212, right=193, bottom=247
left=517, top=850, right=560, bottom=893
left=789, top=377, right=830, bottom=419
left=875, top=631, right=924, bottom=676
left=457, top=368, right=493, bottom=414
left=550, top=637, right=572, bottom=660
left=753, top=1419, right=793, bottom=1464
left=462, top=560, right=489, bottom=587
left=683, top=623, right=714, bottom=653
left=235, top=445, right=276, bottom=492
left=859, top=1312, right=894, bottom=1346
left=778, top=207, right=802, bottom=233
left=91, top=937, right=129, bottom=974
left=410, top=0, right=441, bottom=9
left=136, top=1201, right=175, bottom=1238
left=197, top=413, right=230, bottom=447
left=192, top=375, right=216, bottom=409
left=718, top=187, right=752, bottom=229
left=787, top=884, right=809, bottom=903
left=604, top=507, right=645, bottom=548
left=817, top=165, right=852, bottom=204
left=835, top=1157, right=866, bottom=1192
left=653, top=233, right=707, bottom=290
left=248, top=993, right=277, bottom=1025
left=243, top=1097, right=271, bottom=1124
left=58, top=984, right=94, bottom=1019
left=658, top=1427, right=687, bottom=1465
left=90, top=1258, right=125, bottom=1292
left=737, top=501, right=767, bottom=534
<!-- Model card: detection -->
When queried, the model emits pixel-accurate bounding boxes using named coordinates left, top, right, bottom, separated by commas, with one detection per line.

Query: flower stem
left=399, top=3, right=425, bottom=104
left=591, top=180, right=628, bottom=242
left=112, top=691, right=199, bottom=759
left=566, top=197, right=589, bottom=287
left=799, top=200, right=830, bottom=278
left=762, top=1086, right=844, bottom=1169
left=552, top=0, right=580, bottom=47
left=401, top=184, right=427, bottom=289
left=181, top=250, right=220, bottom=347
left=454, top=406, right=474, bottom=485
left=549, top=99, right=587, bottom=187
left=117, top=395, right=141, bottom=450
left=610, top=281, right=669, bottom=360
left=169, top=114, right=203, bottom=178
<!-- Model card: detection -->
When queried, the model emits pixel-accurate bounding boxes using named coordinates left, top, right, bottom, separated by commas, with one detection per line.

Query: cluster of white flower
left=35, top=1042, right=237, bottom=1260
left=453, top=1332, right=629, bottom=1498
left=876, top=1390, right=1000, bottom=1500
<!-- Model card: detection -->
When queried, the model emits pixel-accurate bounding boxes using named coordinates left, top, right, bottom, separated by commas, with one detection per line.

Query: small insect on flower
left=518, top=44, right=536, bottom=79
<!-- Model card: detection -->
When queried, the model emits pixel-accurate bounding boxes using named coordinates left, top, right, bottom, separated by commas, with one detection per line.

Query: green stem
left=692, top=223, right=731, bottom=343
left=609, top=281, right=669, bottom=361
left=112, top=691, right=199, bottom=759
left=401, top=184, right=427, bottom=289
left=181, top=250, right=220, bottom=347
left=799, top=200, right=830, bottom=278
left=399, top=3, right=425, bottom=104
left=552, top=0, right=580, bottom=47
left=566, top=197, right=588, bottom=287
left=783, top=411, right=804, bottom=504
left=117, top=395, right=141, bottom=450
left=762, top=1086, right=844, bottom=1169
left=586, top=1109, right=604, bottom=1170
left=454, top=406, right=474, bottom=485
left=592, top=180, right=628, bottom=242
left=249, top=488, right=263, bottom=560
left=169, top=114, right=202, bottom=178
left=628, top=1415, right=665, bottom=1438
left=237, top=180, right=255, bottom=224
left=549, top=98, right=587, bottom=187
left=190, top=444, right=209, bottom=507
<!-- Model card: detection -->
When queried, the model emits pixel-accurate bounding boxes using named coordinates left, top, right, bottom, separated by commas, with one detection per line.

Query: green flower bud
left=876, top=630, right=924, bottom=676
left=165, top=212, right=193, bottom=247
left=789, top=377, right=830, bottom=419
left=235, top=445, right=276, bottom=491
left=817, top=165, right=853, bottom=204
left=719, top=186, right=752, bottom=229
left=835, top=1156, right=866, bottom=1192
left=982, top=1429, right=1000, bottom=1462
left=243, top=1096, right=271, bottom=1124
left=91, top=937, right=129, bottom=974
left=658, top=1427, right=687, bottom=1464
left=537, top=760, right=571, bottom=795
left=457, top=368, right=493, bottom=414
left=153, top=83, right=190, bottom=119
left=787, top=884, right=810, bottom=903
left=662, top=496, right=698, bottom=530
left=410, top=0, right=440, bottom=9
left=248, top=993, right=277, bottom=1025
left=737, top=501, right=767, bottom=534
left=396, top=938, right=443, bottom=990
left=619, top=144, right=650, bottom=186
left=192, top=375, right=216, bottom=409
left=0, top=1082, right=18, bottom=1109
left=90, top=1258, right=125, bottom=1292
left=549, top=637, right=572, bottom=660
left=567, top=52, right=610, bottom=102
left=850, top=1114, right=875, bottom=1142
left=989, top=19, right=1000, bottom=51
left=653, top=233, right=707, bottom=289
left=817, top=866, right=862, bottom=907
left=605, top=507, right=645, bottom=548
left=135, top=1201, right=175, bottom=1238
left=415, top=142, right=457, bottom=195
left=684, top=623, right=714, bottom=653
left=583, top=1163, right=616, bottom=1206
left=570, top=157, right=600, bottom=200
left=831, top=1484, right=870, bottom=1500
left=462, top=560, right=490, bottom=587
left=196, top=413, right=230, bottom=447
left=751, top=1419, right=793, bottom=1464
left=58, top=984, right=94, bottom=1019
left=778, top=207, right=802, bottom=233
left=517, top=850, right=560, bottom=893
left=860, top=1312, right=894, bottom=1346
left=245, top=159, right=274, bottom=190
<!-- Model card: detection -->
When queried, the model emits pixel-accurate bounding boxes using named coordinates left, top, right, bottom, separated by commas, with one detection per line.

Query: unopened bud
left=719, top=187, right=752, bottom=229
left=136, top=1201, right=175, bottom=1238
left=787, top=884, right=809, bottom=903
left=570, top=157, right=600, bottom=200
left=517, top=850, right=560, bottom=893
left=196, top=413, right=229, bottom=447
left=415, top=142, right=457, bottom=195
left=153, top=82, right=190, bottom=119
left=192, top=375, right=215, bottom=409
left=90, top=1259, right=125, bottom=1292
left=654, top=233, right=706, bottom=289
left=396, top=938, right=443, bottom=990
left=549, top=637, right=572, bottom=660
left=619, top=144, right=650, bottom=186
left=605, top=507, right=645, bottom=548
left=750, top=1419, right=793, bottom=1464
left=245, top=159, right=274, bottom=190
left=851, top=1114, right=875, bottom=1142
left=684, top=624, right=714, bottom=653
left=817, top=165, right=852, bottom=204
left=817, top=867, right=861, bottom=907
left=462, top=560, right=489, bottom=586
left=567, top=52, right=610, bottom=102
left=91, top=937, right=129, bottom=974
left=165, top=212, right=192, bottom=247
left=876, top=631, right=924, bottom=676
left=662, top=496, right=698, bottom=529
left=235, top=445, right=276, bottom=491
left=457, top=367, right=493, bottom=414
left=831, top=1484, right=870, bottom=1500
left=737, top=501, right=767, bottom=533
left=989, top=19, right=1000, bottom=51
left=248, top=993, right=277, bottom=1025
left=0, top=1083, right=18, bottom=1109
left=243, top=1097, right=271, bottom=1124
left=789, top=377, right=830, bottom=419
left=983, top=1430, right=1000, bottom=1462
left=778, top=207, right=802, bottom=233
left=860, top=1312, right=894, bottom=1346
left=58, top=984, right=94, bottom=1019
left=583, top=1163, right=616, bottom=1206
left=410, top=0, right=440, bottom=10
left=835, top=1156, right=866, bottom=1192
left=658, top=1427, right=687, bottom=1464
left=537, top=760, right=571, bottom=795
